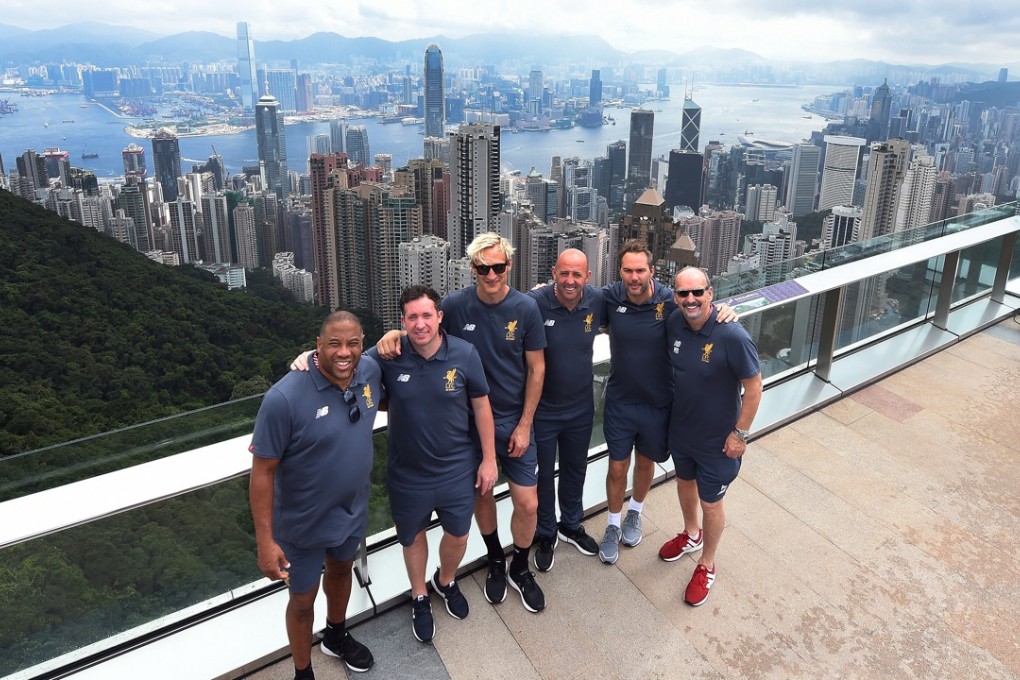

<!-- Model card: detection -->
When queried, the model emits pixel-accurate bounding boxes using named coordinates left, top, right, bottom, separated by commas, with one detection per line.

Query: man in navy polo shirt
left=527, top=249, right=603, bottom=571
left=658, top=266, right=762, bottom=607
left=369, top=286, right=497, bottom=642
left=250, top=311, right=380, bottom=680
left=377, top=233, right=548, bottom=614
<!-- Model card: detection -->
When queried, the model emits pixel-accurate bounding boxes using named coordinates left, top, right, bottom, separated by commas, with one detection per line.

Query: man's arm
left=508, top=348, right=545, bottom=457
left=722, top=373, right=763, bottom=459
left=471, top=395, right=498, bottom=495
left=714, top=302, right=738, bottom=323
left=249, top=455, right=290, bottom=581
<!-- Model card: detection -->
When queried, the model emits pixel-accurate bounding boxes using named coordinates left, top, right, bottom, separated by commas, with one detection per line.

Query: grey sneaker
left=599, top=524, right=621, bottom=564
left=621, top=509, right=643, bottom=547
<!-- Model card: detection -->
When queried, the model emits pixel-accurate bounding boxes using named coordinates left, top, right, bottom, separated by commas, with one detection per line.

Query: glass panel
left=743, top=295, right=819, bottom=382
left=953, top=239, right=1005, bottom=304
left=0, top=396, right=263, bottom=503
left=590, top=359, right=610, bottom=451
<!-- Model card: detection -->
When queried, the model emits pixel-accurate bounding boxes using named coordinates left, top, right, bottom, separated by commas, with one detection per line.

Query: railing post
left=991, top=232, right=1017, bottom=304
left=933, top=250, right=960, bottom=329
left=814, top=287, right=843, bottom=382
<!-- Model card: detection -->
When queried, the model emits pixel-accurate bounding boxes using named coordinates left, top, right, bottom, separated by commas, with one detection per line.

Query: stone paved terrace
left=245, top=317, right=1020, bottom=680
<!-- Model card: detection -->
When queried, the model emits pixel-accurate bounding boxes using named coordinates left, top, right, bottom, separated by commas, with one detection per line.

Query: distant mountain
left=136, top=31, right=235, bottom=64
left=951, top=80, right=1020, bottom=107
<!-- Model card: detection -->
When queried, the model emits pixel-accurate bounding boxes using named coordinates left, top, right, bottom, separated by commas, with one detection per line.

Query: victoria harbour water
left=0, top=83, right=840, bottom=181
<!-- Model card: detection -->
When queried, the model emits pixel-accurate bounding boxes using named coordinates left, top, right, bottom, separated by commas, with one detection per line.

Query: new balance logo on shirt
left=315, top=406, right=329, bottom=419
left=616, top=306, right=627, bottom=313
left=462, top=324, right=476, bottom=331
left=397, top=374, right=410, bottom=382
left=544, top=320, right=556, bottom=327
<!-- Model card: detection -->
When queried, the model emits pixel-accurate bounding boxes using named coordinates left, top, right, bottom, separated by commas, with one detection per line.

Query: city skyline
left=3, top=1, right=1020, bottom=67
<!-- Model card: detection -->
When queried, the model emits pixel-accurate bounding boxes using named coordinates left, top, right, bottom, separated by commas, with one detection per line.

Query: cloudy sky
left=6, top=0, right=1020, bottom=66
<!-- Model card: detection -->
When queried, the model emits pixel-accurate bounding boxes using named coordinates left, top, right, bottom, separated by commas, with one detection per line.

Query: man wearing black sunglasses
left=659, top=266, right=762, bottom=608
left=250, top=311, right=382, bottom=679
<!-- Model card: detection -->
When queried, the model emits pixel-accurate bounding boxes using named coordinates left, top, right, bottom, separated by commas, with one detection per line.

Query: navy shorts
left=276, top=534, right=361, bottom=594
left=672, top=447, right=741, bottom=502
left=492, top=419, right=538, bottom=486
left=387, top=473, right=476, bottom=546
left=603, top=400, right=670, bottom=463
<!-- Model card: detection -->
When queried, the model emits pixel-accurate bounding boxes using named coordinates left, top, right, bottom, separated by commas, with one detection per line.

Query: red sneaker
left=658, top=530, right=703, bottom=562
left=684, top=564, right=715, bottom=606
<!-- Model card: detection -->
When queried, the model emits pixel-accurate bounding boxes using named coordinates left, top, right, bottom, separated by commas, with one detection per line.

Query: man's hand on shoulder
left=715, top=303, right=738, bottom=324
left=376, top=330, right=405, bottom=360
left=290, top=350, right=313, bottom=371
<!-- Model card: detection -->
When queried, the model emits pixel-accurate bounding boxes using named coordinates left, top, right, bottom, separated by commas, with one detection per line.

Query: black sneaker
left=508, top=568, right=546, bottom=613
left=431, top=568, right=469, bottom=619
left=484, top=559, right=507, bottom=604
left=534, top=535, right=557, bottom=572
left=411, top=594, right=435, bottom=643
left=558, top=523, right=598, bottom=556
left=321, top=630, right=374, bottom=673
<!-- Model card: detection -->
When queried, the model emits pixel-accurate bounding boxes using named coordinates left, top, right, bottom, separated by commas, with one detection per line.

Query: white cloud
left=4, top=0, right=1020, bottom=65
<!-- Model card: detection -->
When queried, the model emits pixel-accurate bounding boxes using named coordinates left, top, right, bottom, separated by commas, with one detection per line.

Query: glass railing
left=2, top=202, right=1018, bottom=678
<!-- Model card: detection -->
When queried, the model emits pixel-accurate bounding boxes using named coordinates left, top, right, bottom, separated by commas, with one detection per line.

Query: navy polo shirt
left=368, top=332, right=489, bottom=489
left=667, top=308, right=760, bottom=456
left=528, top=283, right=604, bottom=416
left=602, top=280, right=676, bottom=408
left=250, top=354, right=383, bottom=549
left=442, top=286, right=547, bottom=423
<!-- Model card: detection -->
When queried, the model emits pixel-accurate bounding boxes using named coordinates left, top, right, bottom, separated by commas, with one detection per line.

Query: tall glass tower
left=236, top=22, right=258, bottom=113
left=627, top=109, right=654, bottom=205
left=255, top=94, right=289, bottom=198
left=151, top=128, right=182, bottom=202
left=681, top=96, right=701, bottom=153
left=423, top=44, right=445, bottom=139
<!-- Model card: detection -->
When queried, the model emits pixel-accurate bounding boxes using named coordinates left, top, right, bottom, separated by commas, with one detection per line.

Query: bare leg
left=474, top=491, right=497, bottom=535
left=322, top=556, right=354, bottom=624
left=700, top=498, right=726, bottom=568
left=507, top=481, right=538, bottom=548
left=286, top=585, right=318, bottom=672
left=631, top=452, right=656, bottom=503
left=677, top=478, right=701, bottom=535
left=438, top=531, right=469, bottom=585
left=606, top=456, right=632, bottom=514
left=403, top=531, right=430, bottom=597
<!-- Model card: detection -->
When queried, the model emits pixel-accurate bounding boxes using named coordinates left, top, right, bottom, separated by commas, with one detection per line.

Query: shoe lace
left=413, top=596, right=430, bottom=614
left=692, top=565, right=710, bottom=586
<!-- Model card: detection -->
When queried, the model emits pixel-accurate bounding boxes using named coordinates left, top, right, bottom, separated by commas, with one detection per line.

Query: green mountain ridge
left=0, top=190, right=327, bottom=456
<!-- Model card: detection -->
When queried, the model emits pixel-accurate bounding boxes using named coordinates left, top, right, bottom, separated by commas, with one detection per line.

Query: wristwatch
left=733, top=428, right=750, bottom=443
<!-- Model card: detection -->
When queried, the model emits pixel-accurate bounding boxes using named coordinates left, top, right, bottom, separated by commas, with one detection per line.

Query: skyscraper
left=818, top=135, right=866, bottom=211
left=627, top=109, right=654, bottom=205
left=784, top=143, right=821, bottom=217
left=681, top=96, right=701, bottom=153
left=255, top=94, right=289, bottom=198
left=866, top=80, right=893, bottom=143
left=663, top=150, right=704, bottom=213
left=236, top=22, right=258, bottom=113
left=264, top=69, right=297, bottom=112
left=859, top=139, right=910, bottom=240
left=589, top=69, right=602, bottom=107
left=528, top=68, right=543, bottom=115
left=423, top=44, right=445, bottom=139
left=345, top=126, right=371, bottom=166
left=151, top=128, right=182, bottom=202
left=122, top=143, right=146, bottom=180
left=447, top=123, right=501, bottom=258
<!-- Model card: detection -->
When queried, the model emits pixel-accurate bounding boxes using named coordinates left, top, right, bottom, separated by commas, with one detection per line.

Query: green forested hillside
left=0, top=190, right=329, bottom=455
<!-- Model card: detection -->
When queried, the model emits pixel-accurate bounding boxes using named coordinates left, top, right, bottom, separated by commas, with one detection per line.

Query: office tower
left=399, top=235, right=450, bottom=295
left=263, top=69, right=297, bottom=112
left=618, top=188, right=676, bottom=282
left=255, top=94, right=289, bottom=198
left=606, top=140, right=627, bottom=209
left=589, top=69, right=602, bottom=107
left=998, top=68, right=1008, bottom=83
left=122, top=143, right=146, bottom=180
left=528, top=68, right=543, bottom=115
left=525, top=168, right=559, bottom=224
left=236, top=22, right=258, bottom=113
left=151, top=128, right=183, bottom=202
left=859, top=139, right=910, bottom=240
left=783, top=143, right=820, bottom=217
left=818, top=136, right=866, bottom=211
left=329, top=119, right=346, bottom=154
left=423, top=136, right=450, bottom=166
left=296, top=73, right=314, bottom=113
left=395, top=157, right=449, bottom=239
left=657, top=68, right=669, bottom=97
left=15, top=150, right=47, bottom=194
left=200, top=194, right=231, bottom=264
left=309, top=134, right=332, bottom=157
left=681, top=95, right=701, bottom=153
left=663, top=150, right=704, bottom=214
left=746, top=184, right=779, bottom=222
left=447, top=123, right=501, bottom=258
left=423, top=44, right=445, bottom=139
left=822, top=205, right=862, bottom=249
left=866, top=80, right=893, bottom=143
left=345, top=126, right=371, bottom=166
left=627, top=110, right=654, bottom=206
left=233, top=203, right=259, bottom=269
left=895, top=151, right=937, bottom=232
left=42, top=148, right=70, bottom=186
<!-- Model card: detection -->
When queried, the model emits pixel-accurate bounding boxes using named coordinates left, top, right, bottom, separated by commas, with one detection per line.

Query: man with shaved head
left=527, top=249, right=604, bottom=570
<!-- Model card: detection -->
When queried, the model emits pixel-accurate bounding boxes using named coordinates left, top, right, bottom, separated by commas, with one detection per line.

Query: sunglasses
left=674, top=288, right=707, bottom=298
left=342, top=389, right=362, bottom=423
left=473, top=261, right=509, bottom=275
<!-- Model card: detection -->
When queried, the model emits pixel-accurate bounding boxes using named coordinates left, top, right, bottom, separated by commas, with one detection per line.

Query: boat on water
left=81, top=145, right=98, bottom=159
